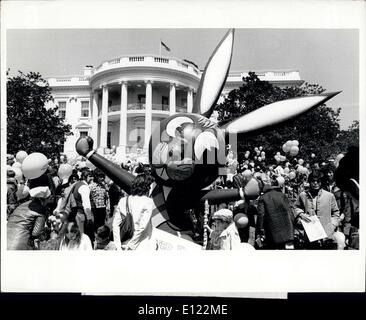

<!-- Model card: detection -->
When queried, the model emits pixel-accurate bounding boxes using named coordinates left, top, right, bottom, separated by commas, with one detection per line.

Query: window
left=58, top=101, right=66, bottom=119
left=162, top=96, right=169, bottom=110
left=81, top=101, right=90, bottom=117
left=137, top=94, right=146, bottom=109
left=138, top=94, right=146, bottom=103
left=80, top=131, right=88, bottom=138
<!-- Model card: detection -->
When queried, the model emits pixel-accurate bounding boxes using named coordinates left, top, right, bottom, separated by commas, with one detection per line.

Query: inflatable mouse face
left=149, top=113, right=226, bottom=188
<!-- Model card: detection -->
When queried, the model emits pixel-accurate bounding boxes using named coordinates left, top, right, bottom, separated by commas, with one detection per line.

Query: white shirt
left=78, top=182, right=92, bottom=219
left=112, top=195, right=156, bottom=250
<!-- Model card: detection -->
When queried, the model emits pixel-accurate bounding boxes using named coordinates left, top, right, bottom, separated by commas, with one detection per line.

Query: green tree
left=335, top=120, right=359, bottom=155
left=216, top=72, right=342, bottom=162
left=7, top=71, right=72, bottom=159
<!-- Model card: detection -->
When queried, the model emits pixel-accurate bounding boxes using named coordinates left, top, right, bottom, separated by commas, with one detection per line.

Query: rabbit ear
left=192, top=29, right=234, bottom=118
left=221, top=92, right=340, bottom=135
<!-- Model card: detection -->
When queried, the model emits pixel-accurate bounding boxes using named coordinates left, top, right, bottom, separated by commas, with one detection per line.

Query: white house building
left=46, top=54, right=304, bottom=160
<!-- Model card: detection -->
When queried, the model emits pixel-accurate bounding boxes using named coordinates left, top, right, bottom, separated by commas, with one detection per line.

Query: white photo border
left=1, top=0, right=365, bottom=294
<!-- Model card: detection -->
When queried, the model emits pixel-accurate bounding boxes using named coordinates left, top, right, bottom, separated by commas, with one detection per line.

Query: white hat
left=212, top=209, right=233, bottom=222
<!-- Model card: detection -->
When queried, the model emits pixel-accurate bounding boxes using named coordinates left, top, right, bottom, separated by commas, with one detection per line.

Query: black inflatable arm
left=200, top=188, right=242, bottom=205
left=75, top=136, right=134, bottom=194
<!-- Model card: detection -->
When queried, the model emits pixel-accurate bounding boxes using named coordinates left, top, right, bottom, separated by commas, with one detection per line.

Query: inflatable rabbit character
left=75, top=29, right=340, bottom=240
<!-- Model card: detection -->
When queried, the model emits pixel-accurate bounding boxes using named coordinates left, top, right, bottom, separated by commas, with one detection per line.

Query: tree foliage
left=215, top=72, right=348, bottom=162
left=336, top=120, right=359, bottom=154
left=7, top=71, right=72, bottom=159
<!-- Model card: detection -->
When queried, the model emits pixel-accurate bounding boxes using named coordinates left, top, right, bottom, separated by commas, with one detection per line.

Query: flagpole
left=159, top=39, right=161, bottom=56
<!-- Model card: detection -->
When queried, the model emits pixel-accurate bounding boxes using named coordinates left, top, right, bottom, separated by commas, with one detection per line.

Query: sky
left=6, top=28, right=359, bottom=129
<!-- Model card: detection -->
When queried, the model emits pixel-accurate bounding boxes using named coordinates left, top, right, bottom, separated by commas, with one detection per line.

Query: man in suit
left=294, top=171, right=344, bottom=249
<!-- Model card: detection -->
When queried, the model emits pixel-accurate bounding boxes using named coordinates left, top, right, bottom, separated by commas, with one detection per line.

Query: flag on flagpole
left=160, top=40, right=171, bottom=52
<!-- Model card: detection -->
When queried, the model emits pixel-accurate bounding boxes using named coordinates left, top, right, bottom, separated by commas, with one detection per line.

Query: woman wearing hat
left=206, top=208, right=241, bottom=250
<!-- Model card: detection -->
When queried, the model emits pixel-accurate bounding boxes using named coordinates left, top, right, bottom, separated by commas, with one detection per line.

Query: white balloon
left=58, top=164, right=73, bottom=181
left=12, top=167, right=23, bottom=182
left=290, top=145, right=299, bottom=156
left=289, top=171, right=296, bottom=180
left=12, top=162, right=22, bottom=169
left=22, top=153, right=48, bottom=179
left=276, top=176, right=285, bottom=187
left=16, top=151, right=28, bottom=164
left=243, top=169, right=252, bottom=179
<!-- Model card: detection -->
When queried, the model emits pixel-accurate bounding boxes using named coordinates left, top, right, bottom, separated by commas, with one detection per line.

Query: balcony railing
left=152, top=103, right=169, bottom=111
left=105, top=103, right=171, bottom=113
left=128, top=103, right=145, bottom=110
left=176, top=105, right=187, bottom=113
left=92, top=55, right=202, bottom=78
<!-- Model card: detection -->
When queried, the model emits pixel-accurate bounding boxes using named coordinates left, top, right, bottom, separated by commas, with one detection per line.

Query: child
left=94, top=225, right=116, bottom=250
left=206, top=208, right=241, bottom=250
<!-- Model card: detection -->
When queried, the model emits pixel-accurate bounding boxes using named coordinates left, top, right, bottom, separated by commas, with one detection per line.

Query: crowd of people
left=6, top=143, right=359, bottom=251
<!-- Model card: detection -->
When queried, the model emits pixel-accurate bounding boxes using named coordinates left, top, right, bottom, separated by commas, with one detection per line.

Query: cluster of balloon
left=21, top=152, right=49, bottom=180
left=274, top=151, right=286, bottom=163
left=57, top=163, right=73, bottom=184
left=296, top=159, right=309, bottom=175
left=282, top=140, right=300, bottom=156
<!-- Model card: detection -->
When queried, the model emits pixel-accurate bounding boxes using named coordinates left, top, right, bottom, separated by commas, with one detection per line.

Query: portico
left=91, top=80, right=195, bottom=160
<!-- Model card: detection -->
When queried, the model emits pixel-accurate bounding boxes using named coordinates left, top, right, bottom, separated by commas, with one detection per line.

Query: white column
left=187, top=88, right=194, bottom=113
left=144, top=80, right=152, bottom=150
left=169, top=83, right=176, bottom=115
left=92, top=91, right=99, bottom=144
left=117, top=81, right=128, bottom=161
left=99, top=84, right=108, bottom=153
